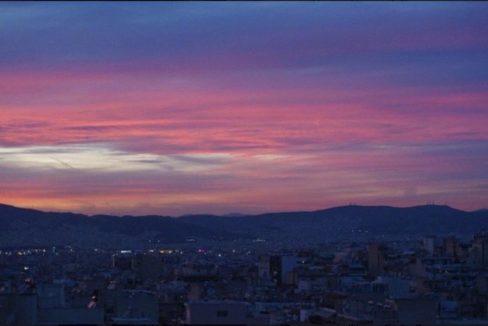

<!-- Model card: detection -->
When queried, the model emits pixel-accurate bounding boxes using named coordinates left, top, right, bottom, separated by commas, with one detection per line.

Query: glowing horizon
left=1, top=2, right=488, bottom=215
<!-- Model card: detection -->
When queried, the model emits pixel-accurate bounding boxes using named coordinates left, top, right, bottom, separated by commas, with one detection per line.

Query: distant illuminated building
left=470, top=231, right=488, bottom=268
left=260, top=255, right=298, bottom=286
left=367, top=243, right=385, bottom=277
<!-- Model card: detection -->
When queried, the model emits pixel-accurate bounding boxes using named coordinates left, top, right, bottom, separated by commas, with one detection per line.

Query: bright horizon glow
left=1, top=2, right=487, bottom=215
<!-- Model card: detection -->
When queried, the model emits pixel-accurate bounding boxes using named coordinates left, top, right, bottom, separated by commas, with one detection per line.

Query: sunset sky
left=1, top=2, right=487, bottom=215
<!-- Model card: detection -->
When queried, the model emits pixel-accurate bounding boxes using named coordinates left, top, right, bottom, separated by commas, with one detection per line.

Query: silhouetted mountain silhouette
left=1, top=203, right=487, bottom=247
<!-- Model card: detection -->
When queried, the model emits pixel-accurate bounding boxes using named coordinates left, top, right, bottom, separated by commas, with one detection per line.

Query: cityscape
left=1, top=204, right=488, bottom=325
left=1, top=2, right=488, bottom=325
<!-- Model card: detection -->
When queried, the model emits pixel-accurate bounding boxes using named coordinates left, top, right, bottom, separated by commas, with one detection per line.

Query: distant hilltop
left=1, top=203, right=487, bottom=248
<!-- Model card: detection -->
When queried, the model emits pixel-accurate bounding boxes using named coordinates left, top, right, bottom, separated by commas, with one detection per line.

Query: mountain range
left=1, top=203, right=487, bottom=248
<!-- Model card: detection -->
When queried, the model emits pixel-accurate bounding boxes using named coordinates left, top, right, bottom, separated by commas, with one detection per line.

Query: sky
left=1, top=2, right=488, bottom=216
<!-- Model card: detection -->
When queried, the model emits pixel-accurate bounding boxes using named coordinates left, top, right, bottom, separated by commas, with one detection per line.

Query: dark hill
left=0, top=204, right=237, bottom=248
left=1, top=203, right=487, bottom=247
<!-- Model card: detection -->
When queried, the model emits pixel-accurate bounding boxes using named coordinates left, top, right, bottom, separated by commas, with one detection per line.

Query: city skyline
left=1, top=2, right=488, bottom=215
